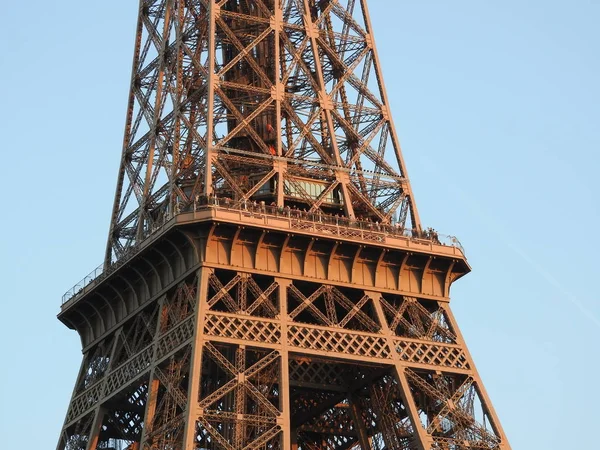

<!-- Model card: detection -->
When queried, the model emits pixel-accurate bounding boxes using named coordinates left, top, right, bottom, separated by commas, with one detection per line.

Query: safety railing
left=62, top=196, right=464, bottom=306
left=61, top=211, right=176, bottom=305
left=61, top=263, right=104, bottom=305
left=202, top=197, right=463, bottom=252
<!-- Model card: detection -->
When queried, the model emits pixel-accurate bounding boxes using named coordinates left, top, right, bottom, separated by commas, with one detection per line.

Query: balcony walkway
left=61, top=199, right=465, bottom=307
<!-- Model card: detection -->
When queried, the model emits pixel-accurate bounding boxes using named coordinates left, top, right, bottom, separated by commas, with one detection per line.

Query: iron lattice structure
left=105, top=0, right=421, bottom=265
left=57, top=1, right=511, bottom=450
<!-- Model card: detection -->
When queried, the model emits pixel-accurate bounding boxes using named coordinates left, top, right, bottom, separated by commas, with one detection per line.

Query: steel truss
left=106, top=0, right=421, bottom=265
left=58, top=264, right=510, bottom=449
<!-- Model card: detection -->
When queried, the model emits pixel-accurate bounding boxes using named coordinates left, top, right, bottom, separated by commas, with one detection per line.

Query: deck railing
left=62, top=197, right=463, bottom=305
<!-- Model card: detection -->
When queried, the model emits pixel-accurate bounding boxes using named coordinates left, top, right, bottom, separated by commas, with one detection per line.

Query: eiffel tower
left=56, top=1, right=511, bottom=449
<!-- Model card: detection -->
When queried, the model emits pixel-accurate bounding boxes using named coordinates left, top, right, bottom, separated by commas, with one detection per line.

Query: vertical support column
left=170, top=0, right=185, bottom=208
left=369, top=292, right=430, bottom=450
left=105, top=0, right=145, bottom=266
left=56, top=349, right=90, bottom=450
left=273, top=1, right=285, bottom=206
left=348, top=395, right=371, bottom=450
left=139, top=379, right=160, bottom=447
left=139, top=0, right=173, bottom=236
left=442, top=305, right=510, bottom=448
left=139, top=296, right=167, bottom=447
left=277, top=278, right=294, bottom=450
left=84, top=330, right=123, bottom=450
left=182, top=267, right=212, bottom=449
left=394, top=367, right=429, bottom=449
left=56, top=431, right=66, bottom=450
left=85, top=407, right=106, bottom=450
left=234, top=345, right=247, bottom=448
left=204, top=0, right=218, bottom=195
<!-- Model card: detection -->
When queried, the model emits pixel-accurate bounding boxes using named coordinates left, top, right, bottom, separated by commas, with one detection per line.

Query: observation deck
left=61, top=198, right=469, bottom=311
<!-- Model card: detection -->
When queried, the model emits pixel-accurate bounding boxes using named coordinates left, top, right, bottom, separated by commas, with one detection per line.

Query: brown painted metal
left=57, top=1, right=510, bottom=449
left=104, top=0, right=422, bottom=266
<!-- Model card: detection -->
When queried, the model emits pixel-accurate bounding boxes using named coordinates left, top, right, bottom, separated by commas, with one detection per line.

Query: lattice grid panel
left=65, top=316, right=195, bottom=426
left=288, top=324, right=391, bottom=359
left=204, top=313, right=282, bottom=344
left=289, top=360, right=347, bottom=387
left=395, top=339, right=471, bottom=370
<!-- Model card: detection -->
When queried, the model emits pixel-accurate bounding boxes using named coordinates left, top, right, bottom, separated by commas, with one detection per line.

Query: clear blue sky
left=0, top=1, right=598, bottom=448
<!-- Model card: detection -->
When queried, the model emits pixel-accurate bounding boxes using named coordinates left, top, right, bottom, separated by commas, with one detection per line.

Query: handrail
left=219, top=199, right=462, bottom=249
left=61, top=212, right=176, bottom=305
left=61, top=197, right=464, bottom=306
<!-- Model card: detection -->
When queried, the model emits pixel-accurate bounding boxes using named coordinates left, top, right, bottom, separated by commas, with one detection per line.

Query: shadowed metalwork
left=57, top=1, right=510, bottom=449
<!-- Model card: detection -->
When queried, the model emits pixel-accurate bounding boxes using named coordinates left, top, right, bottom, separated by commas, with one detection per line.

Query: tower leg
left=182, top=267, right=210, bottom=449
left=278, top=278, right=293, bottom=450
left=348, top=394, right=372, bottom=449
left=138, top=378, right=160, bottom=447
left=394, top=366, right=431, bottom=450
left=370, top=291, right=431, bottom=450
left=442, top=305, right=510, bottom=447
left=137, top=299, right=164, bottom=449
left=85, top=407, right=105, bottom=450
left=56, top=351, right=89, bottom=450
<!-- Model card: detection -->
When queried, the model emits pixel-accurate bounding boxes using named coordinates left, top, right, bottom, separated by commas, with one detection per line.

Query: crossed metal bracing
left=289, top=364, right=415, bottom=450
left=57, top=276, right=198, bottom=450
left=61, top=0, right=510, bottom=447
left=58, top=268, right=509, bottom=450
left=106, top=0, right=421, bottom=264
